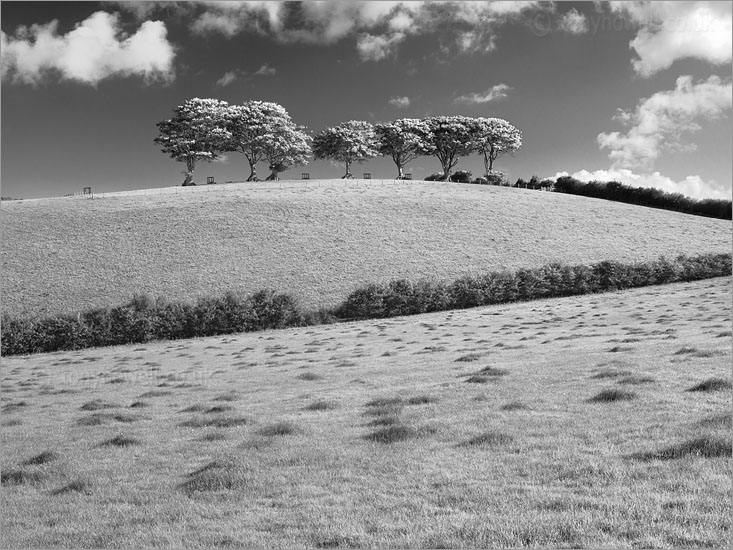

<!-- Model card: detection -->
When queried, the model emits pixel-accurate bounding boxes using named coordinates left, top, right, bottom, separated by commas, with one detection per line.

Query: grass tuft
left=79, top=399, right=118, bottom=411
left=406, top=395, right=438, bottom=405
left=365, top=397, right=403, bottom=407
left=179, top=416, right=251, bottom=428
left=304, top=400, right=338, bottom=411
left=364, top=425, right=417, bottom=444
left=199, top=431, right=228, bottom=442
left=455, top=353, right=482, bottom=362
left=129, top=401, right=149, bottom=408
left=591, top=369, right=633, bottom=379
left=501, top=401, right=528, bottom=411
left=616, top=375, right=655, bottom=385
left=22, top=451, right=59, bottom=466
left=1, top=469, right=46, bottom=486
left=297, top=372, right=322, bottom=381
left=587, top=389, right=637, bottom=403
left=695, top=413, right=731, bottom=430
left=213, top=393, right=239, bottom=402
left=100, top=435, right=141, bottom=447
left=258, top=421, right=299, bottom=437
left=461, top=430, right=514, bottom=447
left=464, top=375, right=490, bottom=384
left=478, top=366, right=509, bottom=376
left=632, top=436, right=731, bottom=460
left=51, top=480, right=89, bottom=496
left=686, top=378, right=732, bottom=392
left=180, top=458, right=246, bottom=494
left=138, top=390, right=172, bottom=398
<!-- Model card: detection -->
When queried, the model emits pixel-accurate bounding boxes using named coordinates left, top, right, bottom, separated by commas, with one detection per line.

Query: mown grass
left=0, top=277, right=730, bottom=548
left=2, top=182, right=730, bottom=320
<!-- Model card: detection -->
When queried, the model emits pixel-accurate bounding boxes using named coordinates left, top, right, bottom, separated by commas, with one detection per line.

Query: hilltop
left=1, top=180, right=731, bottom=318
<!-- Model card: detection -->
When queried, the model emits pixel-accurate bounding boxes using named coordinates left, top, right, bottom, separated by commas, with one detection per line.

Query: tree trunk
left=182, top=157, right=195, bottom=186
left=483, top=153, right=491, bottom=177
left=396, top=164, right=405, bottom=179
left=266, top=167, right=279, bottom=181
left=247, top=160, right=258, bottom=182
left=441, top=161, right=452, bottom=181
left=342, top=159, right=353, bottom=179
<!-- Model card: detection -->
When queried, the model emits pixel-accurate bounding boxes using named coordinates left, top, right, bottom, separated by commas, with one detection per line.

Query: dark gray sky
left=2, top=1, right=731, bottom=199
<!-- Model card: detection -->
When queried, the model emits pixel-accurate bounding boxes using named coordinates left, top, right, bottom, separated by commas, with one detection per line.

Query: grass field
left=2, top=181, right=731, bottom=318
left=1, top=276, right=730, bottom=548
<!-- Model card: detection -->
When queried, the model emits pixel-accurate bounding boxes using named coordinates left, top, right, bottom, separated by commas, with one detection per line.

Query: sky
left=1, top=1, right=731, bottom=200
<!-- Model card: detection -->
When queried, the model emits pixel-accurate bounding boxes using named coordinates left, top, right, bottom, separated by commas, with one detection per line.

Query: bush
left=485, top=170, right=508, bottom=186
left=449, top=170, right=472, bottom=183
left=472, top=177, right=488, bottom=185
left=2, top=253, right=730, bottom=356
left=424, top=172, right=447, bottom=181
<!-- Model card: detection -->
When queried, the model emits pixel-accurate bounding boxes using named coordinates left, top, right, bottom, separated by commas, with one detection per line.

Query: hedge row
left=553, top=176, right=732, bottom=220
left=2, top=253, right=730, bottom=356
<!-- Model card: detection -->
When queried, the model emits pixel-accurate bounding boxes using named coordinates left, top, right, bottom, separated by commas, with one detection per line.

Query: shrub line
left=1, top=253, right=730, bottom=356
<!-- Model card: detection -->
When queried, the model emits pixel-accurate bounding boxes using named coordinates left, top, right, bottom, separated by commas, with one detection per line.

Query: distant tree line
left=154, top=98, right=522, bottom=184
left=2, top=253, right=729, bottom=356
left=551, top=176, right=732, bottom=220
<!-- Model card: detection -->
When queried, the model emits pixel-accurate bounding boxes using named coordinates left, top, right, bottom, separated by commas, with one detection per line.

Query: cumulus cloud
left=388, top=96, right=411, bottom=108
left=0, top=11, right=175, bottom=85
left=558, top=8, right=588, bottom=34
left=357, top=32, right=407, bottom=61
left=455, top=84, right=511, bottom=104
left=609, top=1, right=732, bottom=77
left=553, top=168, right=731, bottom=201
left=597, top=75, right=732, bottom=170
left=190, top=1, right=546, bottom=59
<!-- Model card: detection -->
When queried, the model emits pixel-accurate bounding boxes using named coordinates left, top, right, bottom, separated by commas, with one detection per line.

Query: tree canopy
left=312, top=120, right=379, bottom=179
left=375, top=118, right=432, bottom=179
left=263, top=123, right=313, bottom=181
left=423, top=115, right=475, bottom=181
left=226, top=100, right=298, bottom=181
left=471, top=118, right=522, bottom=175
left=154, top=98, right=231, bottom=185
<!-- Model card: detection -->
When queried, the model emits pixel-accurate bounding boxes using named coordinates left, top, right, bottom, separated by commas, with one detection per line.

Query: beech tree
left=154, top=98, right=231, bottom=186
left=264, top=124, right=313, bottom=180
left=471, top=117, right=522, bottom=175
left=226, top=101, right=296, bottom=182
left=423, top=115, right=475, bottom=181
left=312, top=121, right=378, bottom=179
left=375, top=118, right=432, bottom=179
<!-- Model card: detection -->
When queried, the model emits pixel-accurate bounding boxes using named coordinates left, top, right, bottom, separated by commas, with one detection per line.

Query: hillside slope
left=2, top=180, right=731, bottom=317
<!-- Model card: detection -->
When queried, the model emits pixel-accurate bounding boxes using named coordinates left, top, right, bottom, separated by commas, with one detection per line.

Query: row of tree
left=154, top=98, right=522, bottom=185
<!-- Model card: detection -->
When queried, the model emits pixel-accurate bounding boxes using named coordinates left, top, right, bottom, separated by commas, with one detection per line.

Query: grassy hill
left=2, top=180, right=730, bottom=318
left=1, top=277, right=730, bottom=548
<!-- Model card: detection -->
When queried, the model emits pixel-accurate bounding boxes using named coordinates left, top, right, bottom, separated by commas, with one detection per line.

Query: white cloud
left=609, top=1, right=732, bottom=77
left=597, top=75, right=732, bottom=170
left=254, top=63, right=276, bottom=76
left=215, top=63, right=276, bottom=86
left=558, top=8, right=588, bottom=34
left=357, top=32, right=406, bottom=61
left=388, top=96, right=411, bottom=108
left=216, top=70, right=240, bottom=87
left=553, top=168, right=731, bottom=201
left=0, top=11, right=175, bottom=85
left=455, top=83, right=511, bottom=104
left=190, top=1, right=548, bottom=59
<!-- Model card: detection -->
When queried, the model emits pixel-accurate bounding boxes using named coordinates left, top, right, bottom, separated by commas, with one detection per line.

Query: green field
left=1, top=277, right=730, bottom=548
left=2, top=181, right=731, bottom=318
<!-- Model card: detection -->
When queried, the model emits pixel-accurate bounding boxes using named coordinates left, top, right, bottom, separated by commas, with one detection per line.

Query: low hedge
left=2, top=253, right=730, bottom=355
